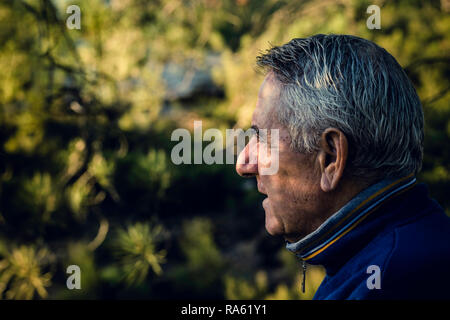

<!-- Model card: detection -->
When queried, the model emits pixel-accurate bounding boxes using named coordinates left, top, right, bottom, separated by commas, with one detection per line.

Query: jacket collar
left=285, top=174, right=417, bottom=270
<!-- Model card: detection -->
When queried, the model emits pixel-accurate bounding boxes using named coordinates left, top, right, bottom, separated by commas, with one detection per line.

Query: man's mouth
left=257, top=181, right=268, bottom=208
left=257, top=182, right=267, bottom=196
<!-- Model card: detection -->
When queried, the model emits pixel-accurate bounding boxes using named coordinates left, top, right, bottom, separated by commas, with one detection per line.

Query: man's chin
left=264, top=226, right=303, bottom=243
left=264, top=226, right=279, bottom=236
left=265, top=217, right=303, bottom=242
left=263, top=201, right=283, bottom=236
left=264, top=216, right=283, bottom=236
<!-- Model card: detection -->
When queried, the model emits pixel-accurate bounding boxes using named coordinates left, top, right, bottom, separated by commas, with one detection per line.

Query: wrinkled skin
left=236, top=73, right=368, bottom=242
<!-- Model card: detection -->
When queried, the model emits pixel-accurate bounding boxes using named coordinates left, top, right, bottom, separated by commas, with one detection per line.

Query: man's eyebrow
left=250, top=125, right=259, bottom=134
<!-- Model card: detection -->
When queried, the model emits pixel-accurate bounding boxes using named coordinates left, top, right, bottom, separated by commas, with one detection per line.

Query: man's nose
left=236, top=138, right=258, bottom=177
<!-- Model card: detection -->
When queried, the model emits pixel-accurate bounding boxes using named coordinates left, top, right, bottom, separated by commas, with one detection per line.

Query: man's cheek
left=258, top=138, right=280, bottom=176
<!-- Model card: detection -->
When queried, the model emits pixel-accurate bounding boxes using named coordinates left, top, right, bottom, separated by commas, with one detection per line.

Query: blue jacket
left=286, top=175, right=450, bottom=299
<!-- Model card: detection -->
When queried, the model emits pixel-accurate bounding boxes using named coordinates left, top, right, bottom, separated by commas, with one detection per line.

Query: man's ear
left=317, top=128, right=348, bottom=192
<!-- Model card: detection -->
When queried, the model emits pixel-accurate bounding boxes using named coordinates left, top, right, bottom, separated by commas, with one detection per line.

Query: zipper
left=301, top=259, right=307, bottom=293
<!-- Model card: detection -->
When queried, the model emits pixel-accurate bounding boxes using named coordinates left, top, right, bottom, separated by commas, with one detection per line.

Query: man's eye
left=251, top=125, right=260, bottom=139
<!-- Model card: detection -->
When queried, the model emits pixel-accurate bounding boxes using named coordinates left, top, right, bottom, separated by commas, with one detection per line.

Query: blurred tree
left=167, top=217, right=225, bottom=298
left=0, top=245, right=53, bottom=299
left=0, top=0, right=448, bottom=300
left=112, top=222, right=166, bottom=286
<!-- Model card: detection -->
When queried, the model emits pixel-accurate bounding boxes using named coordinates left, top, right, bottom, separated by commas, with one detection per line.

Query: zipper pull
left=301, top=260, right=307, bottom=294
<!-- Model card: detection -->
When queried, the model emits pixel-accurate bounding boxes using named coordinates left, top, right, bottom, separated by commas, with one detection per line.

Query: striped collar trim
left=286, top=174, right=417, bottom=260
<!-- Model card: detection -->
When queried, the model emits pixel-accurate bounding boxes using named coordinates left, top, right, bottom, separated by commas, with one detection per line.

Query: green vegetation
left=0, top=0, right=448, bottom=299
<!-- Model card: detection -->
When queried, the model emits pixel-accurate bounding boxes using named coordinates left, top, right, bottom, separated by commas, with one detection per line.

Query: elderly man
left=236, top=34, right=450, bottom=299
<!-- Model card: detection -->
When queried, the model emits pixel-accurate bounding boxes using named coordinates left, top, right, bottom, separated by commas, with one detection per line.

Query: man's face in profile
left=236, top=73, right=333, bottom=242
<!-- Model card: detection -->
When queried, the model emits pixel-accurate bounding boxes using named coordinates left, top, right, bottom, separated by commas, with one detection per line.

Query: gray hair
left=256, top=34, right=424, bottom=179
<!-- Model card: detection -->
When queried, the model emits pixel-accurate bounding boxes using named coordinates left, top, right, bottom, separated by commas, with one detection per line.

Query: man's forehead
left=252, top=72, right=281, bottom=128
left=258, top=72, right=279, bottom=99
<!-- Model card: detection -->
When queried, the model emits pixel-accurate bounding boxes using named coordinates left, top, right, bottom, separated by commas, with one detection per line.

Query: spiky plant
left=0, top=245, right=52, bottom=300
left=113, top=223, right=166, bottom=286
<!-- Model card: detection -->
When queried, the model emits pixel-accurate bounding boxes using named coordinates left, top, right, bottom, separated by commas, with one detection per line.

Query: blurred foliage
left=113, top=222, right=166, bottom=286
left=224, top=250, right=325, bottom=300
left=0, top=245, right=53, bottom=299
left=0, top=0, right=448, bottom=299
left=165, top=217, right=225, bottom=298
left=225, top=270, right=269, bottom=300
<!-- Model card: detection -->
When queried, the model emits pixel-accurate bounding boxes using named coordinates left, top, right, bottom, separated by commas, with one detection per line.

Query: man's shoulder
left=346, top=201, right=450, bottom=299
left=372, top=203, right=450, bottom=299
left=388, top=201, right=450, bottom=265
left=355, top=198, right=450, bottom=266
